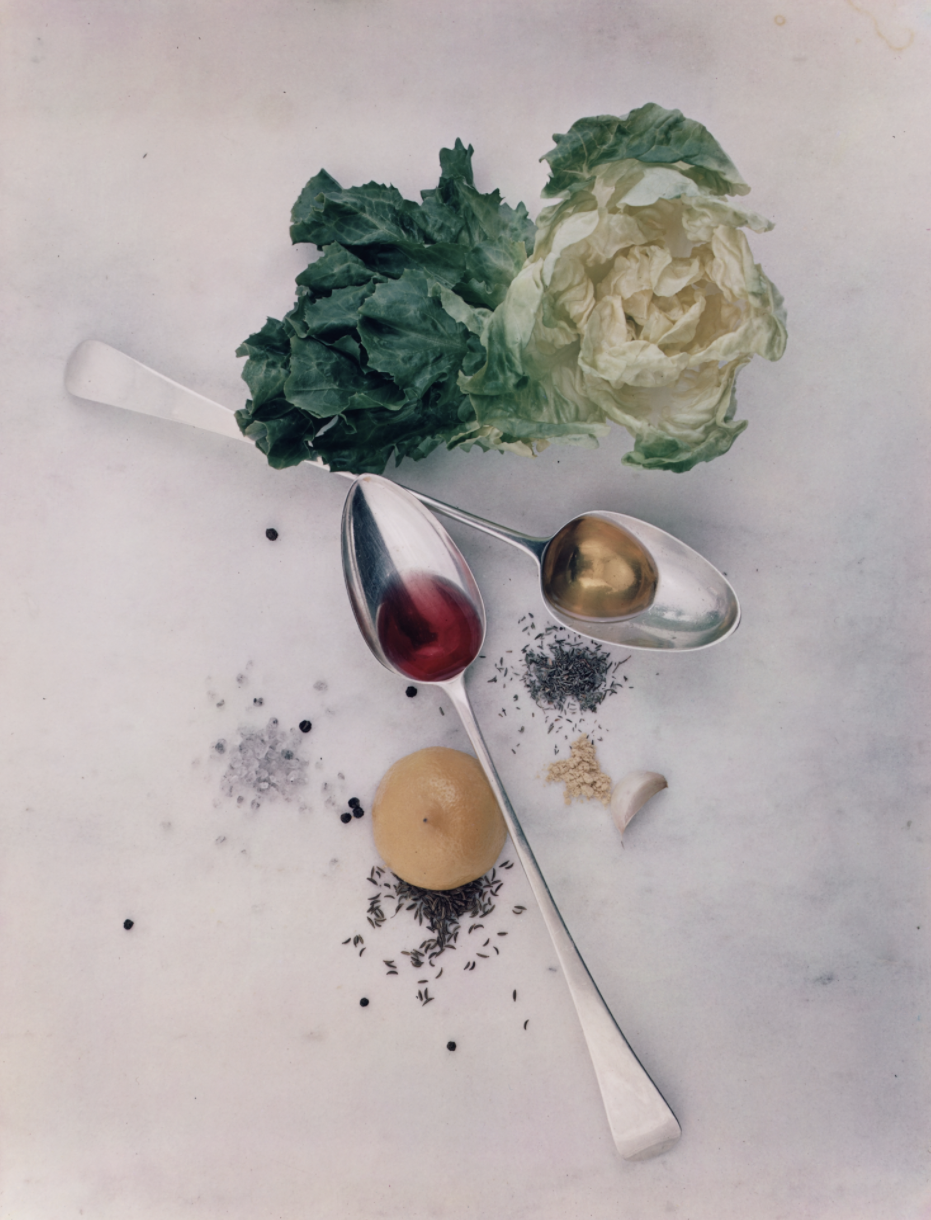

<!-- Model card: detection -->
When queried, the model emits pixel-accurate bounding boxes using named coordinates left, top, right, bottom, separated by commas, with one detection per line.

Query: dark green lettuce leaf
left=238, top=139, right=533, bottom=473
left=357, top=270, right=480, bottom=404
left=235, top=317, right=292, bottom=409
left=284, top=337, right=382, bottom=417
left=285, top=281, right=378, bottom=342
left=295, top=243, right=374, bottom=293
left=311, top=373, right=477, bottom=473
left=541, top=103, right=750, bottom=199
left=290, top=174, right=421, bottom=247
left=235, top=395, right=317, bottom=469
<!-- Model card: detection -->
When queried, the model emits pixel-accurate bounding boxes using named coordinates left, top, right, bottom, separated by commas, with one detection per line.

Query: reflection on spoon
left=542, top=514, right=658, bottom=622
left=341, top=473, right=682, bottom=1162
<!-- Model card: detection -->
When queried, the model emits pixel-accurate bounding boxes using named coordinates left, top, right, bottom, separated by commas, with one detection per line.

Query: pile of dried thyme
left=485, top=616, right=630, bottom=747
left=519, top=621, right=624, bottom=715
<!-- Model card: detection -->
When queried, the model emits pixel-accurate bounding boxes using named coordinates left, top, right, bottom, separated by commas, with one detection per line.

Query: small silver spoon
left=341, top=472, right=682, bottom=1161
left=66, top=339, right=739, bottom=651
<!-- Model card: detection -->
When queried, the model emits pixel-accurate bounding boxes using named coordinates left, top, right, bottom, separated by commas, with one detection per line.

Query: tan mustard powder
left=546, top=735, right=612, bottom=805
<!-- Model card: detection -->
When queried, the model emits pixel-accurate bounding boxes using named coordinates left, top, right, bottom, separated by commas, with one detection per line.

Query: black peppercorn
left=340, top=812, right=352, bottom=824
left=446, top=1041, right=456, bottom=1051
left=405, top=686, right=418, bottom=698
left=298, top=720, right=312, bottom=733
left=265, top=528, right=278, bottom=541
left=359, top=997, right=369, bottom=1007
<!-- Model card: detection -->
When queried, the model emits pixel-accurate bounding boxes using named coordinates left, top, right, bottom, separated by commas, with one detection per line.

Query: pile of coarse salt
left=216, top=718, right=308, bottom=809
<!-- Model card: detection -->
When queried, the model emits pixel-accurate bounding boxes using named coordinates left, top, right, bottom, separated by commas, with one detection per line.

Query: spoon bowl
left=341, top=473, right=486, bottom=681
left=408, top=491, right=740, bottom=651
left=341, top=473, right=681, bottom=1162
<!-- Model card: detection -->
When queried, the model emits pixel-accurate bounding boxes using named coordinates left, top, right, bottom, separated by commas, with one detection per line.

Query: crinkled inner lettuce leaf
left=236, top=141, right=534, bottom=472
left=238, top=107, right=786, bottom=474
left=461, top=103, right=787, bottom=472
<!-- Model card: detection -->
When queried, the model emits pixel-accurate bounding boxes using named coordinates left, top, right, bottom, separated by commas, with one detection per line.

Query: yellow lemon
left=372, top=747, right=507, bottom=891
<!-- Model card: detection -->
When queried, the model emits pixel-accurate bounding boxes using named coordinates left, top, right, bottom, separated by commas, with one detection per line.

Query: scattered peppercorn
left=299, top=720, right=312, bottom=733
left=405, top=686, right=418, bottom=698
left=265, top=528, right=278, bottom=541
left=340, top=812, right=352, bottom=824
left=123, top=919, right=134, bottom=930
left=446, top=1041, right=456, bottom=1051
left=348, top=797, right=360, bottom=808
left=359, top=997, right=369, bottom=1007
left=352, top=807, right=365, bottom=819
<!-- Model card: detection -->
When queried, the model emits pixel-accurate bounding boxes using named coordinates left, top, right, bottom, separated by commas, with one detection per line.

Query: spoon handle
left=442, top=675, right=681, bottom=1161
left=66, top=341, right=548, bottom=559
left=65, top=340, right=246, bottom=441
left=404, top=491, right=548, bottom=562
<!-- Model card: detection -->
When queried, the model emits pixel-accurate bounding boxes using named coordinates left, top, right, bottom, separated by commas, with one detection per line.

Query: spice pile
left=486, top=615, right=630, bottom=748
left=345, top=861, right=524, bottom=1006
left=519, top=621, right=624, bottom=714
left=547, top=736, right=612, bottom=805
left=216, top=717, right=309, bottom=810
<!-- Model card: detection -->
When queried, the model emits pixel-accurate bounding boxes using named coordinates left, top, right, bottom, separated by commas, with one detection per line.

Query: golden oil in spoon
left=541, top=515, right=658, bottom=622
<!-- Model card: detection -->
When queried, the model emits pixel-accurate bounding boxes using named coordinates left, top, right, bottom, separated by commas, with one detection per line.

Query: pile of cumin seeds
left=349, top=862, right=517, bottom=1003
left=365, top=865, right=505, bottom=957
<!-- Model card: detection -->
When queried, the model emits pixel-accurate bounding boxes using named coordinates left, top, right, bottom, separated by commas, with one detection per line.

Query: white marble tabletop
left=2, top=2, right=930, bottom=1216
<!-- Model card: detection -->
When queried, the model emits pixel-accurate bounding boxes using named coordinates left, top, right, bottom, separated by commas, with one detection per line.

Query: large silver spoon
left=66, top=339, right=739, bottom=651
left=341, top=472, right=682, bottom=1161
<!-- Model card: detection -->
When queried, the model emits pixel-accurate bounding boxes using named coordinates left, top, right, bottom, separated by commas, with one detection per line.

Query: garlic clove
left=610, top=771, right=667, bottom=836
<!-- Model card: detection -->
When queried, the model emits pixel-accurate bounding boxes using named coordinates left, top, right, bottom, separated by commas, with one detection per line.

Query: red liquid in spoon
left=376, top=572, right=483, bottom=683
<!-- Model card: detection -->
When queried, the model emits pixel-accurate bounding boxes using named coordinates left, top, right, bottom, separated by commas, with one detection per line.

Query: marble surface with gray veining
left=2, top=2, right=929, bottom=1217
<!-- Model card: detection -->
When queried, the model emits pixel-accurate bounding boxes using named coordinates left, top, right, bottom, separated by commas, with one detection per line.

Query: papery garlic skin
left=610, top=770, right=668, bottom=836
